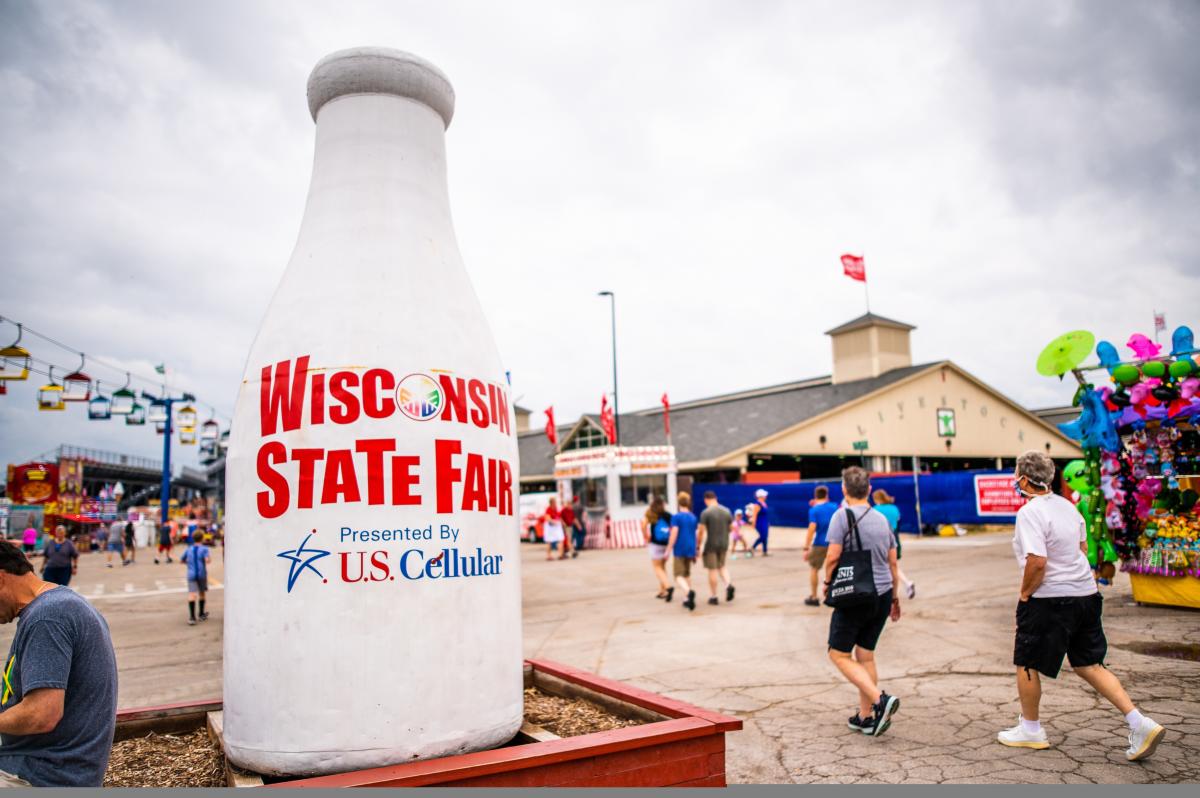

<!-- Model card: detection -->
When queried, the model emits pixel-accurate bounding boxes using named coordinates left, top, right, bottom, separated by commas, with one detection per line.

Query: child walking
left=180, top=535, right=212, bottom=626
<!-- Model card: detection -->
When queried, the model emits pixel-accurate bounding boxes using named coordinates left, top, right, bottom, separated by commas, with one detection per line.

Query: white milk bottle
left=223, top=47, right=523, bottom=776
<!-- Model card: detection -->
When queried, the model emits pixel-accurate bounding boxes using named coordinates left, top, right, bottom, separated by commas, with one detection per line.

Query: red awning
left=58, top=514, right=104, bottom=524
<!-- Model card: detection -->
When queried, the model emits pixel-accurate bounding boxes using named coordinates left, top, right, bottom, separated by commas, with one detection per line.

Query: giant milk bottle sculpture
left=224, top=48, right=523, bottom=776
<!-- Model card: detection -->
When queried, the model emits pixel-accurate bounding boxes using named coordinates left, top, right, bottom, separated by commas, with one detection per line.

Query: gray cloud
left=1, top=0, right=1197, bottom=468
left=965, top=1, right=1199, bottom=260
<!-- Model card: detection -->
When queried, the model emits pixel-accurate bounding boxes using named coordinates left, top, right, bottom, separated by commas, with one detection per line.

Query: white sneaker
left=1126, top=717, right=1165, bottom=761
left=997, top=718, right=1050, bottom=749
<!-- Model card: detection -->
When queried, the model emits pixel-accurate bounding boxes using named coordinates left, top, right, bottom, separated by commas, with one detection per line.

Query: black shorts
left=828, top=589, right=893, bottom=653
left=1013, top=593, right=1107, bottom=679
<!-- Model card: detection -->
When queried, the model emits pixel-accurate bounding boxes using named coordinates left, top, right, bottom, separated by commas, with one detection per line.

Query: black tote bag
left=824, top=508, right=878, bottom=608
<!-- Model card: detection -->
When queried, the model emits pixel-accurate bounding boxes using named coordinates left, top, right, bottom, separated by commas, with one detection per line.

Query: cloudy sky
left=1, top=0, right=1197, bottom=469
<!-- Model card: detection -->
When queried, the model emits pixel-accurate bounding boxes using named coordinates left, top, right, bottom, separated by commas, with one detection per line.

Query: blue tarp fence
left=695, top=470, right=1017, bottom=534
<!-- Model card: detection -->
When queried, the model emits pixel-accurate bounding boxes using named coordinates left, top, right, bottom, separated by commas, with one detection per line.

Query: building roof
left=823, top=313, right=916, bottom=336
left=517, top=362, right=934, bottom=479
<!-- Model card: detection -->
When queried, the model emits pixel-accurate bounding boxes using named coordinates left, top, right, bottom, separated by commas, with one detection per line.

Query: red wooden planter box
left=115, top=658, right=741, bottom=788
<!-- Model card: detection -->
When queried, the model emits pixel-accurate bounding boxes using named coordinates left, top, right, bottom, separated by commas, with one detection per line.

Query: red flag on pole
left=544, top=406, right=557, bottom=445
left=841, top=254, right=866, bottom=282
left=600, top=395, right=616, bottom=443
left=661, top=393, right=670, bottom=438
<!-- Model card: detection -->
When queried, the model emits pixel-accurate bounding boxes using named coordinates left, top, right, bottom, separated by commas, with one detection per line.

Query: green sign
left=937, top=408, right=957, bottom=438
left=852, top=440, right=869, bottom=451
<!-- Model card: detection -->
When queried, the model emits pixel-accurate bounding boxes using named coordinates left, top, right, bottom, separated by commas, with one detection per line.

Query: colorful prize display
left=223, top=48, right=523, bottom=776
left=1038, top=323, right=1200, bottom=608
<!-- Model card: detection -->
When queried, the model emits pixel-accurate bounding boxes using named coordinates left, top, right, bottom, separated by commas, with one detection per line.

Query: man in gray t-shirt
left=697, top=492, right=736, bottom=605
left=823, top=467, right=902, bottom=739
left=826, top=505, right=896, bottom=594
left=0, top=540, right=118, bottom=786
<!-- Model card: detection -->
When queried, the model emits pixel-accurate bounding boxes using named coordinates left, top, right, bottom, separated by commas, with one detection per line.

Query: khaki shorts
left=703, top=549, right=727, bottom=570
left=806, top=545, right=828, bottom=569
left=673, top=557, right=693, bottom=578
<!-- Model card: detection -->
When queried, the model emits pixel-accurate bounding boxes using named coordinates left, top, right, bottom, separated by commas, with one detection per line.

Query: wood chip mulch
left=105, top=728, right=224, bottom=788
left=106, top=690, right=643, bottom=786
left=522, top=686, right=643, bottom=737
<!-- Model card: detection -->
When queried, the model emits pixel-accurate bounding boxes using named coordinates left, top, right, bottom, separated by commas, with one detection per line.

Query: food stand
left=554, top=446, right=678, bottom=548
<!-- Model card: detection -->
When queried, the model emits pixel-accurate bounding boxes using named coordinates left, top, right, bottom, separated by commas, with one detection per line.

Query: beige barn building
left=518, top=314, right=1080, bottom=494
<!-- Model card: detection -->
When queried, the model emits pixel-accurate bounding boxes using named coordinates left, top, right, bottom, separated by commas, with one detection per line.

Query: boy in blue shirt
left=667, top=492, right=700, bottom=611
left=805, top=485, right=838, bottom=606
left=180, top=539, right=211, bottom=626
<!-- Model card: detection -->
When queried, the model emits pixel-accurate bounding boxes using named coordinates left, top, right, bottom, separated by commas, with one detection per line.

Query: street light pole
left=598, top=290, right=619, bottom=445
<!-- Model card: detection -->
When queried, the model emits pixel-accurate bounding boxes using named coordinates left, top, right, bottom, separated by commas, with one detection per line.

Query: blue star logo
left=277, top=530, right=331, bottom=593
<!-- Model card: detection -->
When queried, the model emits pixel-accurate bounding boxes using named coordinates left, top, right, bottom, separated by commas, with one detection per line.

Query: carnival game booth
left=1037, top=325, right=1200, bottom=609
left=554, top=446, right=678, bottom=549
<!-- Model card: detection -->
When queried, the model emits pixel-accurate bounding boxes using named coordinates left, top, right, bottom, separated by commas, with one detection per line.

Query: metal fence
left=53, top=445, right=162, bottom=472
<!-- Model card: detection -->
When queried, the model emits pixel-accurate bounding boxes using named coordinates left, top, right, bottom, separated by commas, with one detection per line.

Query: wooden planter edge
left=115, top=658, right=741, bottom=788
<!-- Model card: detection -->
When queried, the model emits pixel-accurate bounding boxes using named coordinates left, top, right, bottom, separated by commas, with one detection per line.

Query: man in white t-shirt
left=998, top=451, right=1165, bottom=761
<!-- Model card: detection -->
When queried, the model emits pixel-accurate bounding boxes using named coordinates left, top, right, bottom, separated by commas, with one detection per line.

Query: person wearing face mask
left=999, top=451, right=1165, bottom=761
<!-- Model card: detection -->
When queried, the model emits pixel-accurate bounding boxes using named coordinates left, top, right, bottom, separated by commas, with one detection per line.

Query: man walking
left=155, top=520, right=174, bottom=564
left=697, top=491, right=735, bottom=606
left=122, top=518, right=136, bottom=565
left=999, top=451, right=1165, bottom=760
left=107, top=521, right=125, bottom=568
left=0, top=540, right=118, bottom=786
left=561, top=499, right=580, bottom=558
left=803, top=485, right=837, bottom=606
left=95, top=523, right=110, bottom=561
left=667, top=492, right=700, bottom=611
left=824, top=467, right=902, bottom=737
left=749, top=489, right=771, bottom=556
left=180, top=535, right=211, bottom=626
left=570, top=495, right=586, bottom=553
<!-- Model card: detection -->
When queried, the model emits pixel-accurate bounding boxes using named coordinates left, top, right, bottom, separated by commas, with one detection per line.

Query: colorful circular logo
left=395, top=373, right=443, bottom=421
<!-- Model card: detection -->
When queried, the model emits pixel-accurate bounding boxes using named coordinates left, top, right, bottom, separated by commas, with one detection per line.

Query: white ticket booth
left=554, top=445, right=677, bottom=548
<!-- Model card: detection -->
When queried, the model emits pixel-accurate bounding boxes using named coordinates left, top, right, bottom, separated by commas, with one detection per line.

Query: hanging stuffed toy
left=1096, top=340, right=1121, bottom=373
left=1059, top=386, right=1121, bottom=452
left=1168, top=377, right=1200, bottom=419
left=1170, top=325, right=1196, bottom=370
left=1127, top=333, right=1162, bottom=360
left=1135, top=477, right=1162, bottom=521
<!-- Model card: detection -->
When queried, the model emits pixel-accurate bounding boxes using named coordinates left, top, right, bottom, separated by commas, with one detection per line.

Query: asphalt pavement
left=2, top=528, right=1197, bottom=784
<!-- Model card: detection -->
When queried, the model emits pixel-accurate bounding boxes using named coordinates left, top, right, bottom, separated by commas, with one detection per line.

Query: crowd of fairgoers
left=521, top=456, right=1170, bottom=762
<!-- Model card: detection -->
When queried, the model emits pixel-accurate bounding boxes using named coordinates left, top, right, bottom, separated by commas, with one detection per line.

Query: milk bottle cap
left=307, top=47, right=455, bottom=127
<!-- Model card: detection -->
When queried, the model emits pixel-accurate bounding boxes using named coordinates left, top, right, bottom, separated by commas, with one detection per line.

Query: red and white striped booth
left=584, top=517, right=645, bottom=550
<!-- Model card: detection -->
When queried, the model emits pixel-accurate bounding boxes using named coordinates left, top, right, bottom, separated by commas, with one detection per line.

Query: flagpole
left=863, top=252, right=870, bottom=314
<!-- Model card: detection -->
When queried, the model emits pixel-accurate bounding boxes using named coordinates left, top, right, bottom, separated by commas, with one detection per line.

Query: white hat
left=744, top=504, right=756, bottom=513
left=755, top=488, right=768, bottom=498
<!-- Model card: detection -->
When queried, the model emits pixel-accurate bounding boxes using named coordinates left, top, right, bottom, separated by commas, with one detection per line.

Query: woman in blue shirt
left=872, top=490, right=914, bottom=599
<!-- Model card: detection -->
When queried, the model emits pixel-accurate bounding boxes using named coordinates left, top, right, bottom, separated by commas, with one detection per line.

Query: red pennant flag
left=841, top=254, right=866, bottom=282
left=661, top=392, right=670, bottom=438
left=600, top=395, right=616, bottom=443
left=544, top=406, right=557, bottom=445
